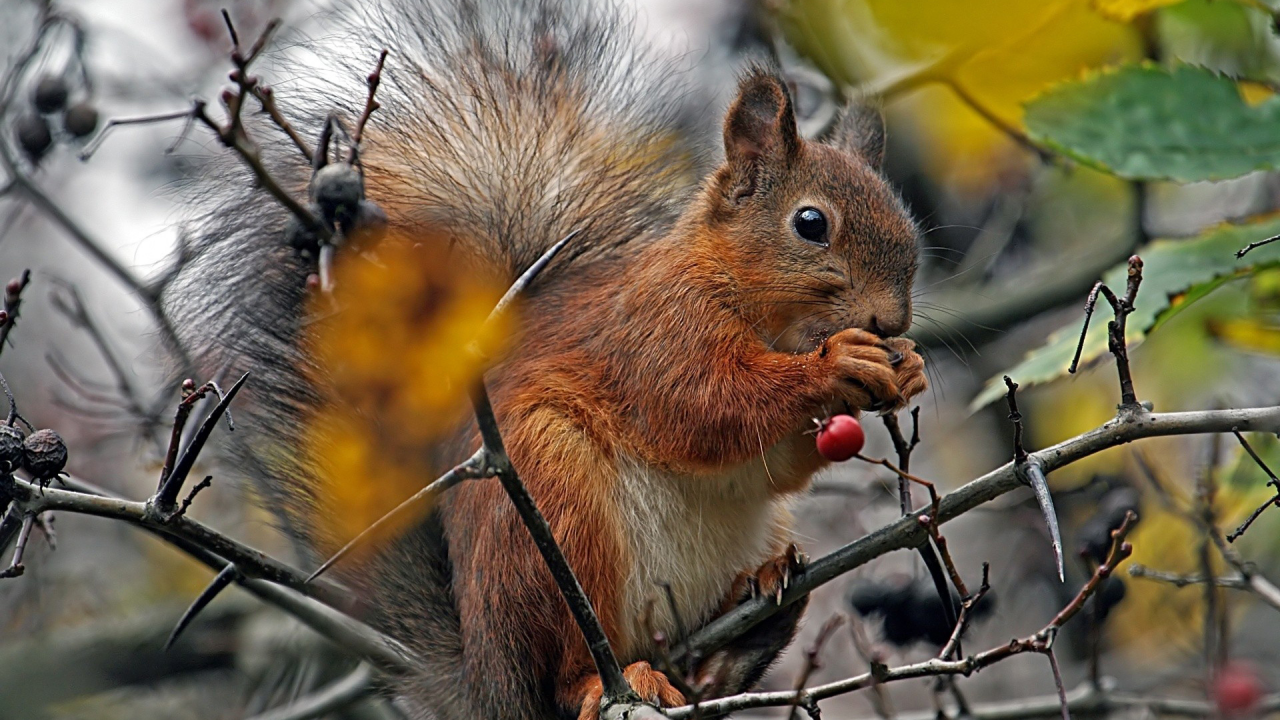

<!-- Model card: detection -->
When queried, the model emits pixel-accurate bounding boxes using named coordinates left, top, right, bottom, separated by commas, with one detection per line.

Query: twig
left=76, top=109, right=196, bottom=160
left=174, top=475, right=213, bottom=519
left=49, top=281, right=154, bottom=424
left=1236, top=234, right=1279, bottom=259
left=0, top=270, right=30, bottom=358
left=192, top=16, right=329, bottom=241
left=470, top=382, right=636, bottom=709
left=1227, top=429, right=1280, bottom=541
left=348, top=50, right=389, bottom=164
left=787, top=615, right=844, bottom=720
left=0, top=512, right=35, bottom=578
left=6, top=474, right=410, bottom=672
left=669, top=514, right=1135, bottom=718
left=882, top=409, right=960, bottom=650
left=14, top=474, right=347, bottom=607
left=1128, top=564, right=1249, bottom=590
left=1005, top=376, right=1064, bottom=581
left=150, top=373, right=247, bottom=518
left=938, top=562, right=991, bottom=660
left=251, top=85, right=314, bottom=162
left=675, top=404, right=1280, bottom=663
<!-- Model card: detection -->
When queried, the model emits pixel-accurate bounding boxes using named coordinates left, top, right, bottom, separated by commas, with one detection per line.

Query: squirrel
left=166, top=0, right=928, bottom=718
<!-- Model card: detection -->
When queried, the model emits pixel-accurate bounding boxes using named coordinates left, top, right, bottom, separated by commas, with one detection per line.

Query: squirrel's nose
left=869, top=312, right=909, bottom=338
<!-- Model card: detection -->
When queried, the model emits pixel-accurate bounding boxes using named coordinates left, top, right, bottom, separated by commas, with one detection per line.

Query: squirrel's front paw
left=882, top=337, right=928, bottom=404
left=576, top=662, right=685, bottom=720
left=821, top=328, right=905, bottom=410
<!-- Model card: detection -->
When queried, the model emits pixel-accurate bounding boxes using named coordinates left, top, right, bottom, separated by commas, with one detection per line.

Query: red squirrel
left=169, top=1, right=927, bottom=717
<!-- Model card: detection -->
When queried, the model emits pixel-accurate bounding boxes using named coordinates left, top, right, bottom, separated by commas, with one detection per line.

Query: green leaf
left=1024, top=64, right=1280, bottom=182
left=970, top=215, right=1280, bottom=410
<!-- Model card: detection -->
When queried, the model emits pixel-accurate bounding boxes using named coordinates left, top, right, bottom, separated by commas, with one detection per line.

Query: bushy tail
left=164, top=1, right=712, bottom=716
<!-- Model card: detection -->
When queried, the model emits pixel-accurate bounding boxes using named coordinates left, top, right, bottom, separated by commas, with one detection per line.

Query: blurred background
left=2, top=0, right=1280, bottom=717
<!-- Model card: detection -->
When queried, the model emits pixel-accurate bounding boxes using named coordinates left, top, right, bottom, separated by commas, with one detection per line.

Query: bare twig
left=150, top=373, right=247, bottom=518
left=250, top=85, right=314, bottom=162
left=1236, top=234, right=1279, bottom=259
left=0, top=270, right=30, bottom=358
left=471, top=382, right=636, bottom=709
left=1005, top=376, right=1063, bottom=581
left=670, top=514, right=1135, bottom=718
left=49, top=281, right=154, bottom=424
left=1227, top=429, right=1280, bottom=542
left=76, top=108, right=196, bottom=160
left=348, top=50, right=389, bottom=163
left=1128, top=564, right=1249, bottom=590
left=0, top=512, right=35, bottom=578
left=787, top=615, right=844, bottom=720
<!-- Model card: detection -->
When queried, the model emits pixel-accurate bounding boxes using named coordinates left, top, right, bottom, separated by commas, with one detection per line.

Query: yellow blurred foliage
left=781, top=0, right=1143, bottom=188
left=1208, top=317, right=1280, bottom=354
left=301, top=232, right=508, bottom=551
left=1092, top=0, right=1183, bottom=22
left=1109, top=451, right=1276, bottom=659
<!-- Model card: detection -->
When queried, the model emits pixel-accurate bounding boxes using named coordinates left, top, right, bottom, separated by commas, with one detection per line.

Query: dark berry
left=285, top=204, right=324, bottom=258
left=33, top=76, right=69, bottom=113
left=311, top=163, right=364, bottom=232
left=14, top=112, right=52, bottom=162
left=1078, top=486, right=1141, bottom=565
left=0, top=425, right=25, bottom=473
left=23, top=429, right=67, bottom=481
left=63, top=102, right=99, bottom=138
left=351, top=199, right=388, bottom=241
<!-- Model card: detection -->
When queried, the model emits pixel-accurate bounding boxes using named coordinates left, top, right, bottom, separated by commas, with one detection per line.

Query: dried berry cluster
left=13, top=73, right=99, bottom=164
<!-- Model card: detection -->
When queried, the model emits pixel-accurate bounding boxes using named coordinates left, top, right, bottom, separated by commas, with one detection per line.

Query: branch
left=675, top=404, right=1280, bottom=662
left=5, top=474, right=411, bottom=672
left=667, top=513, right=1135, bottom=718
left=10, top=475, right=348, bottom=609
left=471, top=383, right=635, bottom=708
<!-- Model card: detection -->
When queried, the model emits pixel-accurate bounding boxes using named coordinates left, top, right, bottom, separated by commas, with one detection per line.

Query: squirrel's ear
left=722, top=68, right=800, bottom=201
left=827, top=101, right=886, bottom=171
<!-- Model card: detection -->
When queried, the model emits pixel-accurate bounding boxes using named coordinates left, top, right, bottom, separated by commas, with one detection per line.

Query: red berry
left=816, top=414, right=865, bottom=462
left=1215, top=662, right=1264, bottom=717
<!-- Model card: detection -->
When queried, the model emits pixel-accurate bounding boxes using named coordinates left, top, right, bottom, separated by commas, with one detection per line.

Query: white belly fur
left=612, top=447, right=801, bottom=657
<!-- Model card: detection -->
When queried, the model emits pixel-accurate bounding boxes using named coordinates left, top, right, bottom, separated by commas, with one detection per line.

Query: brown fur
left=357, top=67, right=927, bottom=717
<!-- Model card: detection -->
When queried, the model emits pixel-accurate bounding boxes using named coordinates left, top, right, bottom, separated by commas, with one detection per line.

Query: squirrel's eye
left=792, top=207, right=828, bottom=245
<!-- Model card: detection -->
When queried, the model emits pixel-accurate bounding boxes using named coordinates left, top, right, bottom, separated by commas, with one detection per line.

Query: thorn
left=1023, top=459, right=1064, bottom=582
left=165, top=564, right=238, bottom=650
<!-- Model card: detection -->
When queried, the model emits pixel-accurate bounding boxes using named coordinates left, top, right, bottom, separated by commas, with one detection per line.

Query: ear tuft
left=722, top=66, right=800, bottom=200
left=828, top=101, right=886, bottom=170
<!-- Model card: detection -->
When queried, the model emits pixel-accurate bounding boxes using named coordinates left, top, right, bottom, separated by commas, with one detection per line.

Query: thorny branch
left=674, top=404, right=1280, bottom=664
left=667, top=514, right=1136, bottom=719
left=1005, top=376, right=1064, bottom=581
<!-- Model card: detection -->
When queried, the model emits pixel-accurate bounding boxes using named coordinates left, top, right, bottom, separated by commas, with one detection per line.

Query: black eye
left=792, top=207, right=828, bottom=245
